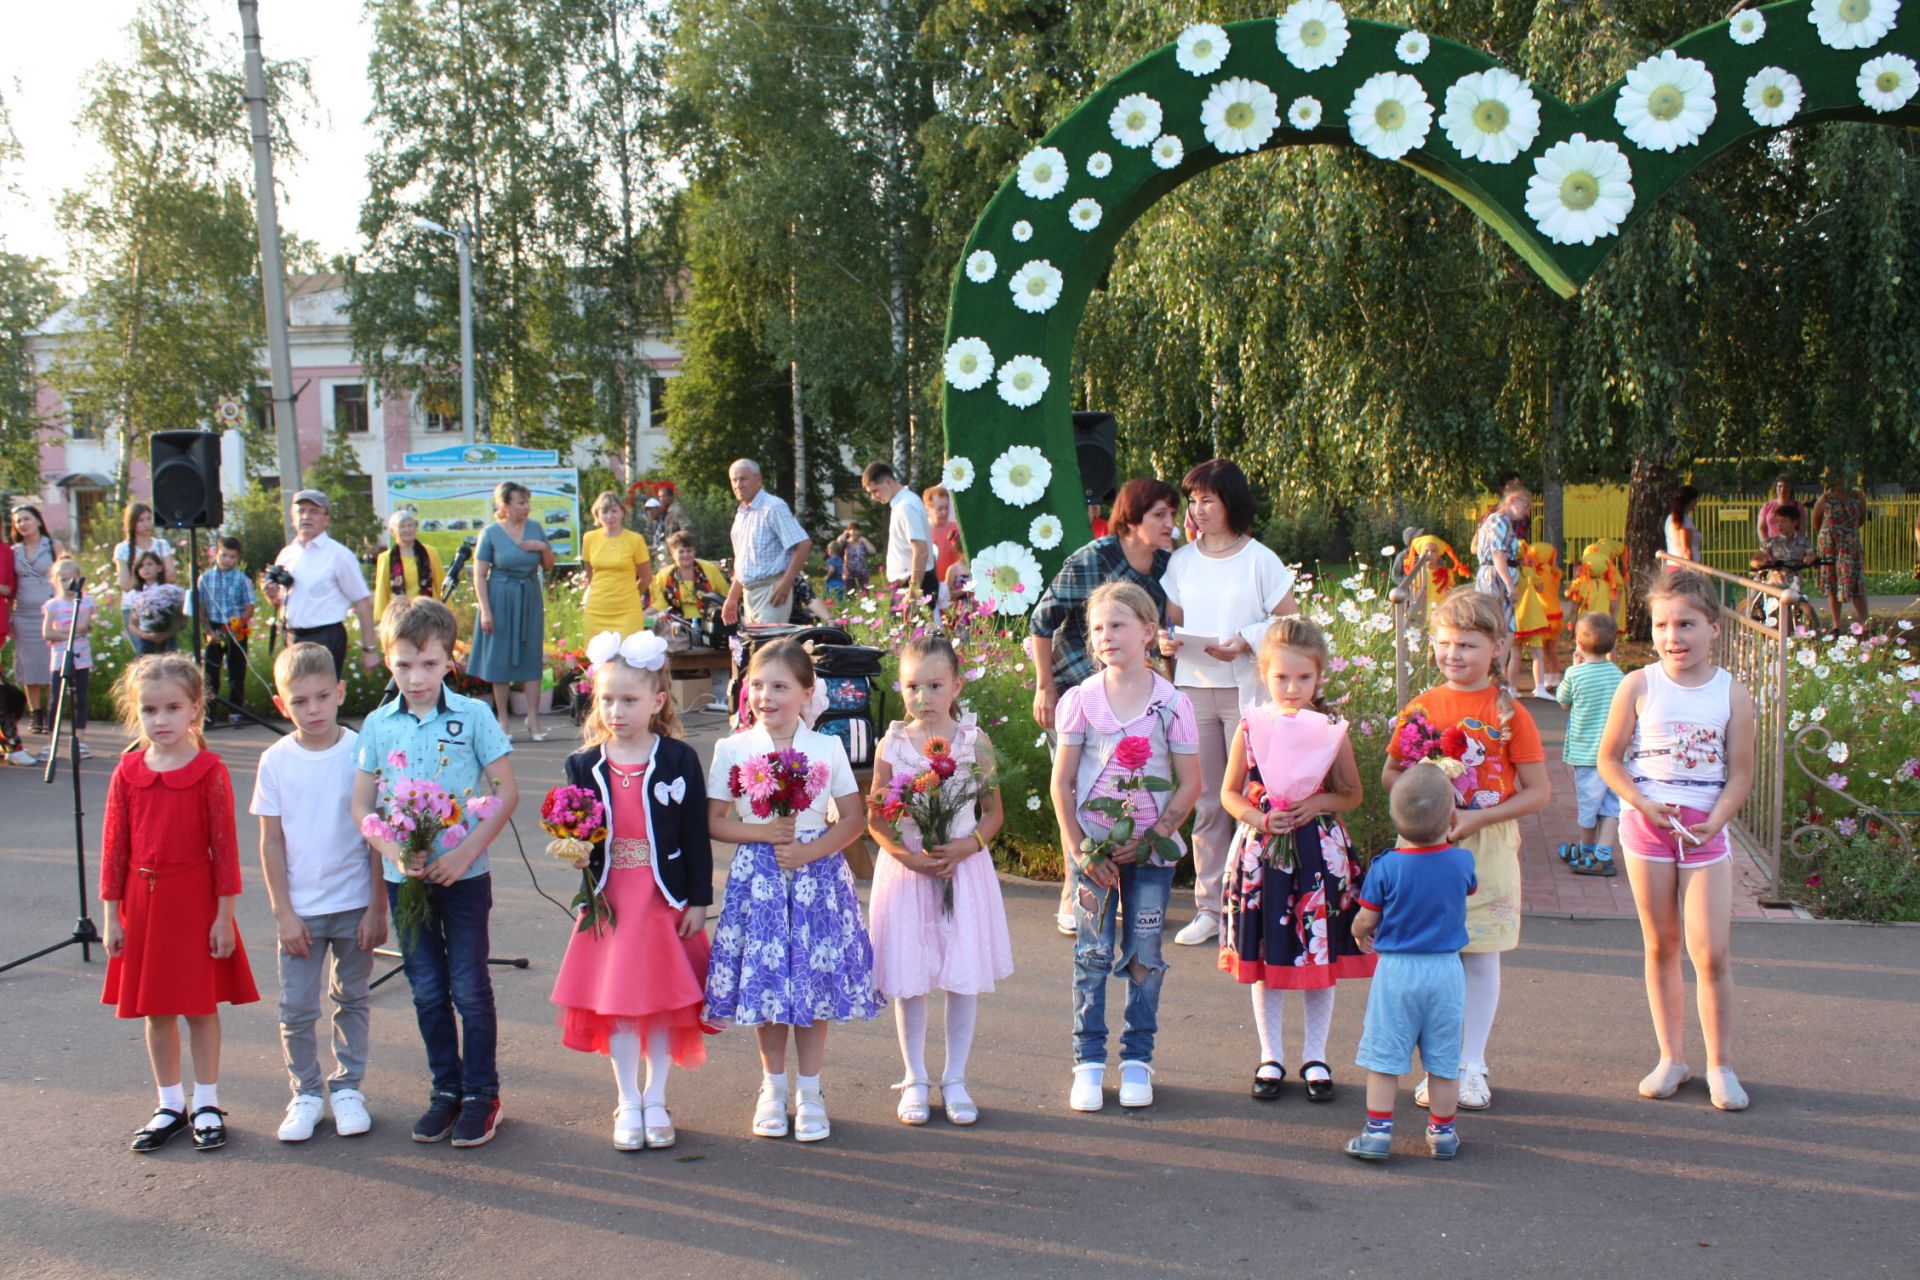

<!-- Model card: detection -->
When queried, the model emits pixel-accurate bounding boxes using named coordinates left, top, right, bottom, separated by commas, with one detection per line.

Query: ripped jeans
left=1070, top=861, right=1174, bottom=1066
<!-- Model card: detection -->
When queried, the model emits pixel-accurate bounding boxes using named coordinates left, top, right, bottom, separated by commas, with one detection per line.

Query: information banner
left=401, top=443, right=560, bottom=470
left=383, top=467, right=582, bottom=564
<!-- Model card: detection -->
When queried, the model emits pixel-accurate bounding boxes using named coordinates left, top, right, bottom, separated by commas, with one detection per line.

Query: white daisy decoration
left=1729, top=9, right=1766, bottom=44
left=971, top=542, right=1045, bottom=615
left=1858, top=52, right=1919, bottom=111
left=1347, top=72, right=1434, bottom=161
left=942, top=456, right=976, bottom=492
left=1439, top=69, right=1542, bottom=164
left=1743, top=66, right=1805, bottom=126
left=1276, top=0, right=1350, bottom=73
left=1201, top=77, right=1280, bottom=154
left=1525, top=132, right=1635, bottom=246
left=1110, top=93, right=1164, bottom=148
left=1011, top=220, right=1033, bottom=243
left=943, top=337, right=995, bottom=392
left=1009, top=259, right=1064, bottom=314
left=1151, top=133, right=1185, bottom=169
left=1016, top=147, right=1070, bottom=200
left=1087, top=151, right=1113, bottom=178
left=1068, top=197, right=1103, bottom=232
left=1614, top=51, right=1717, bottom=153
left=1176, top=22, right=1231, bottom=76
left=995, top=357, right=1052, bottom=412
left=964, top=250, right=996, bottom=283
left=989, top=443, right=1053, bottom=503
left=1809, top=0, right=1900, bottom=51
left=1289, top=95, right=1324, bottom=130
left=1028, top=513, right=1065, bottom=550
left=1396, top=31, right=1431, bottom=65
left=1026, top=794, right=1043, bottom=811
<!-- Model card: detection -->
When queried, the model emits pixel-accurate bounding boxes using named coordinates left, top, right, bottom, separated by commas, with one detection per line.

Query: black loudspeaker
left=1072, top=411, right=1118, bottom=506
left=150, top=431, right=223, bottom=529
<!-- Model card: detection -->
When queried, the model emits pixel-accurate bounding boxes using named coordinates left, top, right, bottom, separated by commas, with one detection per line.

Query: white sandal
left=893, top=1078, right=931, bottom=1126
left=794, top=1086, right=831, bottom=1142
left=751, top=1081, right=789, bottom=1138
left=941, top=1078, right=979, bottom=1126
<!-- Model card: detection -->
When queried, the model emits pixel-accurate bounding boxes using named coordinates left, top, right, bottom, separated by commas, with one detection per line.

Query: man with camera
left=262, top=490, right=380, bottom=679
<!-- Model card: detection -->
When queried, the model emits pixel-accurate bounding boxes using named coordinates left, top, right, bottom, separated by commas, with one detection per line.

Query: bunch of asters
left=359, top=750, right=503, bottom=940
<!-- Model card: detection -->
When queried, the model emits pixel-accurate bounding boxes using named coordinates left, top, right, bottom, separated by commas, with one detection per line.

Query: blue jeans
left=387, top=874, right=498, bottom=1098
left=1070, top=861, right=1174, bottom=1066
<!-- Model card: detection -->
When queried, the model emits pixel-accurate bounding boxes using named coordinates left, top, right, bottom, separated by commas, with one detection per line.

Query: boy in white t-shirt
left=252, top=642, right=389, bottom=1142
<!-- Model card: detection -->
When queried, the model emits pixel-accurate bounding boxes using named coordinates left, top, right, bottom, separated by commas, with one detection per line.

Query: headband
left=585, top=630, right=668, bottom=674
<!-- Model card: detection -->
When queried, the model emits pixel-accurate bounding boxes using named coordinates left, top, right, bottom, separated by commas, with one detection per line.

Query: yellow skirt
left=1463, top=818, right=1522, bottom=953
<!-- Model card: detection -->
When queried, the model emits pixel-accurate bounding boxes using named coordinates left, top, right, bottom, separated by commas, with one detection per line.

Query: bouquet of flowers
left=541, top=784, right=614, bottom=936
left=1242, top=705, right=1349, bottom=871
left=1077, top=735, right=1176, bottom=919
left=130, top=582, right=188, bottom=640
left=359, top=750, right=503, bottom=941
left=868, top=736, right=1001, bottom=915
left=1390, top=709, right=1471, bottom=797
left=729, top=748, right=831, bottom=893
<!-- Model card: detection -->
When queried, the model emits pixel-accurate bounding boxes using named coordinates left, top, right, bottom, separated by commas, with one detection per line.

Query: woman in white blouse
left=1157, top=459, right=1297, bottom=947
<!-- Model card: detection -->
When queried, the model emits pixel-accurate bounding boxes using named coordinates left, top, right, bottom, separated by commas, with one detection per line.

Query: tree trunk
left=1623, top=442, right=1676, bottom=641
left=789, top=258, right=807, bottom=520
left=1543, top=373, right=1565, bottom=555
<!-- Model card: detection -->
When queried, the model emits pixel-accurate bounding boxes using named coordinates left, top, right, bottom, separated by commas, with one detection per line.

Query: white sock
left=157, top=1082, right=185, bottom=1114
left=795, top=1072, right=822, bottom=1095
left=763, top=1069, right=790, bottom=1094
left=1252, top=985, right=1286, bottom=1076
left=895, top=995, right=929, bottom=1082
left=609, top=1030, right=644, bottom=1108
left=943, top=993, right=979, bottom=1082
left=191, top=1081, right=220, bottom=1113
left=642, top=1028, right=672, bottom=1109
left=1301, top=988, right=1335, bottom=1076
left=1461, top=951, right=1502, bottom=1070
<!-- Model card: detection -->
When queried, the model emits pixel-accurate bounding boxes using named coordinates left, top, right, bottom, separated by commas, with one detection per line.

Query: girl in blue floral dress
left=703, top=640, right=880, bottom=1143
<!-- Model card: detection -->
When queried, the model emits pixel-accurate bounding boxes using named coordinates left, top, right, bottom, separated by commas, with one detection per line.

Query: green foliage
left=0, top=253, right=61, bottom=494
left=302, top=433, right=382, bottom=559
left=223, top=483, right=289, bottom=579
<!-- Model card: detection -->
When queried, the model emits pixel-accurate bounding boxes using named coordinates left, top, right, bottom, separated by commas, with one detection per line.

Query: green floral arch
left=940, top=0, right=1920, bottom=609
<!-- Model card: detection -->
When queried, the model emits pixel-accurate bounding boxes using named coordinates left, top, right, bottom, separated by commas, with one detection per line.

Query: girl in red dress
left=100, top=654, right=259, bottom=1153
left=551, top=632, right=714, bottom=1151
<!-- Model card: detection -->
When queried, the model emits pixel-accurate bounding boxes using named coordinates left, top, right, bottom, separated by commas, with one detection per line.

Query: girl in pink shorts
left=1598, top=571, right=1756, bottom=1112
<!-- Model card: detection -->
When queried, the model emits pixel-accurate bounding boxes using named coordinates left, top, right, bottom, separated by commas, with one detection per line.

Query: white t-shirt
left=250, top=727, right=373, bottom=916
left=114, top=538, right=175, bottom=572
left=1162, top=538, right=1296, bottom=698
left=274, top=531, right=373, bottom=628
left=707, top=723, right=858, bottom=831
left=885, top=488, right=932, bottom=583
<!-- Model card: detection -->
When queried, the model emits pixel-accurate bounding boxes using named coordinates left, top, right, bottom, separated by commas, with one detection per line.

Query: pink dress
left=867, top=719, right=1015, bottom=999
left=550, top=770, right=714, bottom=1067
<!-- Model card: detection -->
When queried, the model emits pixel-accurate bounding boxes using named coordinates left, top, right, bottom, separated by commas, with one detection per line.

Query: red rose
left=1112, top=735, right=1153, bottom=772
left=1440, top=727, right=1470, bottom=760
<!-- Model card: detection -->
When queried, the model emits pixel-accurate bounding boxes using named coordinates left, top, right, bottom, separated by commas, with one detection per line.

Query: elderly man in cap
left=262, top=489, right=381, bottom=678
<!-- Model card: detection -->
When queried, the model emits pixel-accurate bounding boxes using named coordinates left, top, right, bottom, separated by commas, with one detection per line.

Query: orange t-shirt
left=1391, top=684, right=1544, bottom=810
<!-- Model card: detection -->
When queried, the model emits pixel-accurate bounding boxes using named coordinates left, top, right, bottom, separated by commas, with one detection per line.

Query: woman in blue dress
left=470, top=481, right=555, bottom=740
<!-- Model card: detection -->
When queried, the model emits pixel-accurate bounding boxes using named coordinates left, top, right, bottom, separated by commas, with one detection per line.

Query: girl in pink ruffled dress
left=866, top=636, right=1012, bottom=1127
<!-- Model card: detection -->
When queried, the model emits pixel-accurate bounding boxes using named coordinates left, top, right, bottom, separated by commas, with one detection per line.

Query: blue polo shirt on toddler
left=1357, top=844, right=1478, bottom=953
left=354, top=686, right=512, bottom=883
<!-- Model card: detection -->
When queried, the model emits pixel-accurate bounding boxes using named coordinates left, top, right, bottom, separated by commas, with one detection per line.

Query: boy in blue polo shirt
left=352, top=597, right=518, bottom=1148
left=1347, top=763, right=1478, bottom=1163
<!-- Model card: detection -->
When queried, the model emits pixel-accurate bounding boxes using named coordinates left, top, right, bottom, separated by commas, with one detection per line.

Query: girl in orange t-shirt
left=1381, top=589, right=1550, bottom=1115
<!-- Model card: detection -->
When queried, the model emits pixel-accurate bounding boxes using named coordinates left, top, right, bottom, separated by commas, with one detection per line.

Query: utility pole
left=237, top=0, right=302, bottom=533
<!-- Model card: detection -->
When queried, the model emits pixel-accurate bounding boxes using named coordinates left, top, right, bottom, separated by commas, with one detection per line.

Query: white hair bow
left=585, top=630, right=668, bottom=673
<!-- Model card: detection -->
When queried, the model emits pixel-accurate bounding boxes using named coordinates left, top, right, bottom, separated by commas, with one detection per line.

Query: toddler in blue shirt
left=1347, top=762, right=1478, bottom=1163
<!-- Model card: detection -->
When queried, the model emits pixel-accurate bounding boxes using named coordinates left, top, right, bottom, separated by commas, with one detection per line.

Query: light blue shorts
left=1573, top=765, right=1622, bottom=829
left=1356, top=953, right=1465, bottom=1080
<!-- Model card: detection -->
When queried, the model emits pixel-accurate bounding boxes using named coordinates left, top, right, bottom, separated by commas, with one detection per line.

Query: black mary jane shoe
left=189, top=1105, right=229, bottom=1152
left=1250, top=1062, right=1286, bottom=1101
left=1300, top=1061, right=1336, bottom=1103
left=130, top=1108, right=189, bottom=1154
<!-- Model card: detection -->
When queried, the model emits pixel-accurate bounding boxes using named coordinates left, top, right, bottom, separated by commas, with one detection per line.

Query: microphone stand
left=1, top=588, right=102, bottom=972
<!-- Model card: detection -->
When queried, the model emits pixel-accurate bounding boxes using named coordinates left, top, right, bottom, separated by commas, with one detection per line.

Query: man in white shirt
left=860, top=461, right=932, bottom=612
left=721, top=459, right=811, bottom=626
left=262, top=490, right=381, bottom=678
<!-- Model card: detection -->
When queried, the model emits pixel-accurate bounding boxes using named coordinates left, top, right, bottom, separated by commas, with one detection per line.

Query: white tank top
left=1628, top=663, right=1731, bottom=808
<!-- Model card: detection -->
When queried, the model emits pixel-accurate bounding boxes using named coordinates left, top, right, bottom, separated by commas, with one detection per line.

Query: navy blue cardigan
left=562, top=738, right=713, bottom=909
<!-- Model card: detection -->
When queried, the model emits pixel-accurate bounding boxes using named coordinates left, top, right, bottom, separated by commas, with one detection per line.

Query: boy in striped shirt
left=1557, top=612, right=1626, bottom=876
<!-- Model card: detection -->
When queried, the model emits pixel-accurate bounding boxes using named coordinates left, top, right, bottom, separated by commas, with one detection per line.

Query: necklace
left=607, top=759, right=648, bottom=789
left=1198, top=531, right=1247, bottom=555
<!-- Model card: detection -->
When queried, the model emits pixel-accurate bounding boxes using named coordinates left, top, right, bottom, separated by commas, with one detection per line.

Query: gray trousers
left=278, top=908, right=376, bottom=1097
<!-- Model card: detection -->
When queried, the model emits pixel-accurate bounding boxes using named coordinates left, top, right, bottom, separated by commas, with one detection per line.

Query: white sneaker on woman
left=1055, top=910, right=1077, bottom=937
left=1173, top=912, right=1218, bottom=946
left=1069, top=1063, right=1105, bottom=1113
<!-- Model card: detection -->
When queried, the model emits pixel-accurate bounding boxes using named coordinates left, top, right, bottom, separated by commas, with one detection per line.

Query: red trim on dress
left=1218, top=950, right=1378, bottom=989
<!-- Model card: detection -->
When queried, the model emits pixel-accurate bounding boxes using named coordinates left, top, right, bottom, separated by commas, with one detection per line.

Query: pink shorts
left=1619, top=805, right=1730, bottom=868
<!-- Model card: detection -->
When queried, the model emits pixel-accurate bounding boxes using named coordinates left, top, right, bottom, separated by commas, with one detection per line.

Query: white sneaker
left=1413, top=1075, right=1430, bottom=1109
left=1458, top=1066, right=1492, bottom=1110
left=1707, top=1067, right=1749, bottom=1112
left=1173, top=912, right=1219, bottom=946
left=1055, top=910, right=1077, bottom=937
left=794, top=1087, right=830, bottom=1142
left=752, top=1081, right=790, bottom=1138
left=1069, top=1063, right=1105, bottom=1112
left=7, top=749, right=38, bottom=767
left=1119, top=1060, right=1155, bottom=1107
left=277, top=1094, right=326, bottom=1142
left=329, top=1088, right=371, bottom=1137
left=613, top=1103, right=646, bottom=1150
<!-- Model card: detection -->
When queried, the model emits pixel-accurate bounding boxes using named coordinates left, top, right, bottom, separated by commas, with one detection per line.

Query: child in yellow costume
left=1566, top=540, right=1628, bottom=627
left=1529, top=542, right=1565, bottom=698
left=1399, top=534, right=1469, bottom=611
left=1513, top=546, right=1553, bottom=699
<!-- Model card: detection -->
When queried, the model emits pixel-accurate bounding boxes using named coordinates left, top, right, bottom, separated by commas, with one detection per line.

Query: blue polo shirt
left=1357, top=844, right=1478, bottom=954
left=354, top=685, right=513, bottom=883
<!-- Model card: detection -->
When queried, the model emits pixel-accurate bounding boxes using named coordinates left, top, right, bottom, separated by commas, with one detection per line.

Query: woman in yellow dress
left=372, top=508, right=447, bottom=620
left=580, top=490, right=652, bottom=637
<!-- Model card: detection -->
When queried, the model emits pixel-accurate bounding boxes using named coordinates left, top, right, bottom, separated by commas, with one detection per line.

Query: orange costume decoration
left=1566, top=539, right=1628, bottom=626
left=1513, top=545, right=1551, bottom=647
left=1400, top=535, right=1469, bottom=610
left=1530, top=541, right=1565, bottom=635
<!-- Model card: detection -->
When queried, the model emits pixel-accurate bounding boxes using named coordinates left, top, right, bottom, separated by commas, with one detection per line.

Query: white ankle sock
left=609, top=1031, right=644, bottom=1107
left=943, top=993, right=979, bottom=1082
left=795, top=1072, right=822, bottom=1095
left=1460, top=951, right=1502, bottom=1070
left=763, top=1069, right=790, bottom=1094
left=642, top=1028, right=672, bottom=1109
left=895, top=995, right=929, bottom=1081
left=1301, top=988, right=1335, bottom=1071
left=1252, top=985, right=1286, bottom=1070
left=191, top=1081, right=220, bottom=1113
left=157, top=1083, right=186, bottom=1114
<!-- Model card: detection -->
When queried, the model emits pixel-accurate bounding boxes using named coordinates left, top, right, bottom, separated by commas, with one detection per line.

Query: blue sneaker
left=1344, top=1130, right=1392, bottom=1162
left=1426, top=1125, right=1461, bottom=1160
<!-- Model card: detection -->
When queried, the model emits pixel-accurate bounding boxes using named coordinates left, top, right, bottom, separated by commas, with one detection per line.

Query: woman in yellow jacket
left=581, top=490, right=652, bottom=637
left=650, top=530, right=727, bottom=621
left=373, top=508, right=446, bottom=619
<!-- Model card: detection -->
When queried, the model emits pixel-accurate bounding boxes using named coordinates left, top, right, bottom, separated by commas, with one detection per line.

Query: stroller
left=728, top=623, right=887, bottom=767
left=1743, top=554, right=1828, bottom=633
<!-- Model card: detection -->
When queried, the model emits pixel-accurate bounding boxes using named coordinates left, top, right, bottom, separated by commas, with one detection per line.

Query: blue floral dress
left=702, top=724, right=882, bottom=1027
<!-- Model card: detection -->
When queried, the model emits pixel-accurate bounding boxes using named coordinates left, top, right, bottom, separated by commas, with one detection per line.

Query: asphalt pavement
left=1, top=714, right=1916, bottom=1279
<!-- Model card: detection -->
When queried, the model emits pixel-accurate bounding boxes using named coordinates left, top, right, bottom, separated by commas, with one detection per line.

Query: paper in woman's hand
left=1171, top=626, right=1222, bottom=649
left=1244, top=705, right=1347, bottom=808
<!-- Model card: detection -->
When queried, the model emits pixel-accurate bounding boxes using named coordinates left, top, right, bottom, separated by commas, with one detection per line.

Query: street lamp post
left=414, top=217, right=477, bottom=445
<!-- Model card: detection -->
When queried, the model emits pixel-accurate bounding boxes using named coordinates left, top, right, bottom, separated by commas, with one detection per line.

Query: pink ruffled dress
left=867, top=719, right=1015, bottom=999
